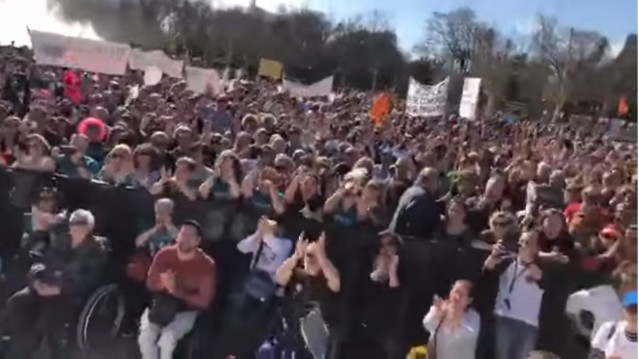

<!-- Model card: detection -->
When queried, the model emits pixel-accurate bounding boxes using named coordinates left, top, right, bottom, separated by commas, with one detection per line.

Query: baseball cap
left=622, top=291, right=638, bottom=307
left=599, top=225, right=621, bottom=239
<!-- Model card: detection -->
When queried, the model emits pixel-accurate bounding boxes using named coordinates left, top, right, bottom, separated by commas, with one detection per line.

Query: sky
left=0, top=0, right=637, bottom=55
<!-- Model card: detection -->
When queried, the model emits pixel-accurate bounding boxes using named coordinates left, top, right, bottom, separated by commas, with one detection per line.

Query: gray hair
left=69, top=209, right=95, bottom=230
left=155, top=198, right=175, bottom=213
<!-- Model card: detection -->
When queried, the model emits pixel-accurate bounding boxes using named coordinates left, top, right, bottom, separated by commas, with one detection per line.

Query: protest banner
left=258, top=58, right=283, bottom=79
left=459, top=77, right=481, bottom=120
left=185, top=66, right=221, bottom=95
left=608, top=118, right=637, bottom=142
left=405, top=77, right=449, bottom=117
left=29, top=30, right=130, bottom=75
left=282, top=76, right=333, bottom=98
left=129, top=49, right=184, bottom=78
left=569, top=114, right=595, bottom=133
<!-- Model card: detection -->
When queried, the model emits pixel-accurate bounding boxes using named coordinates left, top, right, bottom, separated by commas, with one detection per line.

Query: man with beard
left=138, top=220, right=216, bottom=359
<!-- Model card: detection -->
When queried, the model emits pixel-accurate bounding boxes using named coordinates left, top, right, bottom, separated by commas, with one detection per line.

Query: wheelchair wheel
left=76, top=284, right=125, bottom=352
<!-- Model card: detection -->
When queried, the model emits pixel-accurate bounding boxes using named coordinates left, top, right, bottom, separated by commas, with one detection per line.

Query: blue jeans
left=495, top=316, right=538, bottom=359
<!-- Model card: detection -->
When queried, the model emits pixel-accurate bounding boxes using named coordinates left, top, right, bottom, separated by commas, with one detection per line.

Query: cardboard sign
left=282, top=76, right=333, bottom=98
left=459, top=77, right=481, bottom=120
left=406, top=77, right=449, bottom=117
left=29, top=30, right=130, bottom=75
left=129, top=49, right=183, bottom=78
left=185, top=66, right=221, bottom=95
left=143, top=66, right=163, bottom=86
left=258, top=58, right=283, bottom=79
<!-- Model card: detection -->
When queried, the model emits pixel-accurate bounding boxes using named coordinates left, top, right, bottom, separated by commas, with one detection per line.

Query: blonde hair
left=107, top=144, right=132, bottom=160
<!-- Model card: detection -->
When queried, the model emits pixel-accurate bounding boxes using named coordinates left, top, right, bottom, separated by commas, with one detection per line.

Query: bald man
left=388, top=167, right=443, bottom=240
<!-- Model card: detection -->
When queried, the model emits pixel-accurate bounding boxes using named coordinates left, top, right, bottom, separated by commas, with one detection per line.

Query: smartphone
left=450, top=181, right=460, bottom=196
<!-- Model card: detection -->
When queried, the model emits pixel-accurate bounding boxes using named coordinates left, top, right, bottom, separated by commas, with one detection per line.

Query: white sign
left=129, top=49, right=184, bottom=78
left=406, top=77, right=449, bottom=117
left=283, top=76, right=334, bottom=98
left=185, top=66, right=221, bottom=95
left=459, top=77, right=482, bottom=120
left=29, top=30, right=131, bottom=75
left=143, top=66, right=163, bottom=86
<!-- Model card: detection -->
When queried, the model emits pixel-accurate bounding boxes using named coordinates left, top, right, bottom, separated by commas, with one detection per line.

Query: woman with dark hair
left=438, top=197, right=473, bottom=248
left=423, top=279, right=481, bottom=359
left=537, top=209, right=573, bottom=264
left=133, top=143, right=162, bottom=189
left=198, top=149, right=242, bottom=243
left=430, top=197, right=477, bottom=297
left=345, top=230, right=405, bottom=359
left=283, top=167, right=324, bottom=241
left=237, top=165, right=285, bottom=240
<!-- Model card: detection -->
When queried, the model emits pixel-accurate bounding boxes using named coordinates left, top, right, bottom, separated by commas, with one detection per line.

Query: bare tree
left=417, top=8, right=485, bottom=72
left=531, top=14, right=610, bottom=120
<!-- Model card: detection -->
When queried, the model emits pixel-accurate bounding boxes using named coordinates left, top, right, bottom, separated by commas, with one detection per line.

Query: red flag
left=63, top=70, right=83, bottom=104
left=617, top=95, right=629, bottom=116
left=371, top=92, right=392, bottom=124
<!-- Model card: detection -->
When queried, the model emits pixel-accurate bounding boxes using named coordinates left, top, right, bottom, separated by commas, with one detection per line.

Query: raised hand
left=294, top=232, right=308, bottom=260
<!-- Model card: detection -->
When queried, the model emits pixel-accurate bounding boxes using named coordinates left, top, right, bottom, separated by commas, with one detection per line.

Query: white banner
left=459, top=77, right=481, bottom=120
left=608, top=119, right=637, bottom=142
left=185, top=66, right=221, bottom=95
left=129, top=49, right=183, bottom=78
left=406, top=77, right=448, bottom=117
left=283, top=76, right=334, bottom=98
left=29, top=30, right=130, bottom=75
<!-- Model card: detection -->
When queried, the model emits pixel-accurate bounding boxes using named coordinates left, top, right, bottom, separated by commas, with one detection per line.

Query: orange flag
left=371, top=92, right=392, bottom=124
left=618, top=95, right=629, bottom=116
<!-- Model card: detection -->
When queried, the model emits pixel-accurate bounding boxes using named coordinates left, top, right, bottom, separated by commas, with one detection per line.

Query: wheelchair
left=0, top=218, right=127, bottom=358
left=75, top=282, right=126, bottom=353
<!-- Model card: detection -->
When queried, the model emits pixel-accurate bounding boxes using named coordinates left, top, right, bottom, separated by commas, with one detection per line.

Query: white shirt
left=237, top=233, right=292, bottom=280
left=494, top=258, right=544, bottom=327
left=591, top=321, right=637, bottom=359
left=423, top=307, right=480, bottom=359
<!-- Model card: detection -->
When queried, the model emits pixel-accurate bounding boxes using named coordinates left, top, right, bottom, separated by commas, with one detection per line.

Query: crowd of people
left=0, top=43, right=637, bottom=359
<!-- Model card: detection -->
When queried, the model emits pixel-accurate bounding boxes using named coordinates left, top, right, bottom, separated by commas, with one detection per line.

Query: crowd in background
left=0, top=43, right=637, bottom=359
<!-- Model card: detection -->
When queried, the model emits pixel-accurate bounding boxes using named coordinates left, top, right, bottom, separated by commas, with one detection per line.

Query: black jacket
left=388, top=185, right=443, bottom=240
left=34, top=233, right=107, bottom=298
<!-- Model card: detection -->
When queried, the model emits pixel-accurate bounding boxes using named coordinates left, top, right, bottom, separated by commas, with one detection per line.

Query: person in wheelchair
left=138, top=219, right=216, bottom=359
left=5, top=209, right=107, bottom=359
left=22, top=186, right=66, bottom=252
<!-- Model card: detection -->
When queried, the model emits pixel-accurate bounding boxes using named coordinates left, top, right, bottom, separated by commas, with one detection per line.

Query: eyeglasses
left=493, top=221, right=512, bottom=227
